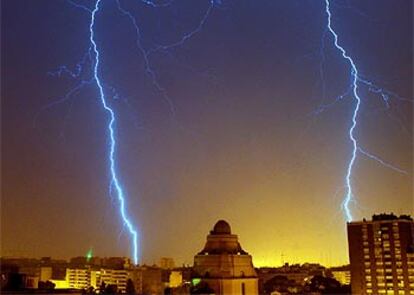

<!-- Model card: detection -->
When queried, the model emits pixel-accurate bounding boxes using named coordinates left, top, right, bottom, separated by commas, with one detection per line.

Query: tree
left=305, top=275, right=351, bottom=294
left=126, top=279, right=136, bottom=294
left=38, top=280, right=55, bottom=290
left=104, top=284, right=118, bottom=294
left=263, top=275, right=299, bottom=294
left=190, top=281, right=215, bottom=294
left=99, top=281, right=106, bottom=293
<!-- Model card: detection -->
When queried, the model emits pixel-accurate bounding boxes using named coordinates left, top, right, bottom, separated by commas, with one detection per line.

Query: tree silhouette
left=126, top=279, right=136, bottom=294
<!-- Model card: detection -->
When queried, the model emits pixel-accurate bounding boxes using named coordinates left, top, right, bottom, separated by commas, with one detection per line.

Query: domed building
left=193, top=220, right=258, bottom=295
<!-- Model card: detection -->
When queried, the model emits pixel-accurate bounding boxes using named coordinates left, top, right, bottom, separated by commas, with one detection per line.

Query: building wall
left=40, top=267, right=53, bottom=282
left=348, top=218, right=414, bottom=295
left=194, top=254, right=257, bottom=278
left=203, top=278, right=258, bottom=295
left=50, top=279, right=69, bottom=289
left=331, top=270, right=351, bottom=285
left=169, top=271, right=183, bottom=288
left=100, top=269, right=130, bottom=292
left=66, top=268, right=90, bottom=289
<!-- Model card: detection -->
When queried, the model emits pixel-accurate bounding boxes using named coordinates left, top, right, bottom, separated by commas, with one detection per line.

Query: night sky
left=2, top=0, right=413, bottom=267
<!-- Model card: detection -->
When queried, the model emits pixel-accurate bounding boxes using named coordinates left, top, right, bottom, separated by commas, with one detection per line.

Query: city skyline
left=2, top=0, right=413, bottom=268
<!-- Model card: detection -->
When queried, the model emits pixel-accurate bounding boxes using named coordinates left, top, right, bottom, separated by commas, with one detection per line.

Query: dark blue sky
left=2, top=0, right=412, bottom=266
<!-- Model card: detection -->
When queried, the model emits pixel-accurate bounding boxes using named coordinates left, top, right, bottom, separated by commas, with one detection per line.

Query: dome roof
left=212, top=220, right=231, bottom=235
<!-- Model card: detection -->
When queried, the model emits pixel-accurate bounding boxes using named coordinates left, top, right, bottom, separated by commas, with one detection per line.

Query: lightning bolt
left=323, top=0, right=362, bottom=222
left=358, top=147, right=408, bottom=175
left=89, top=0, right=138, bottom=264
left=322, top=0, right=411, bottom=222
left=42, top=0, right=215, bottom=264
left=115, top=0, right=215, bottom=116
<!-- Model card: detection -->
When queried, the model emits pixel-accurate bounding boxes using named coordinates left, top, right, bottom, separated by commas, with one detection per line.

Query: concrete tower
left=193, top=220, right=258, bottom=295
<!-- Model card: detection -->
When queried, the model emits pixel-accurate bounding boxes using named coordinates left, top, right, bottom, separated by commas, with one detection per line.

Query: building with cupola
left=193, top=220, right=258, bottom=295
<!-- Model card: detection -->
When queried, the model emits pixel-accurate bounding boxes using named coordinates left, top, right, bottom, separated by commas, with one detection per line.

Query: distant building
left=160, top=257, right=176, bottom=270
left=347, top=214, right=414, bottom=294
left=329, top=265, right=351, bottom=285
left=99, top=268, right=130, bottom=292
left=66, top=268, right=90, bottom=289
left=130, top=266, right=163, bottom=295
left=169, top=270, right=183, bottom=288
left=193, top=220, right=259, bottom=295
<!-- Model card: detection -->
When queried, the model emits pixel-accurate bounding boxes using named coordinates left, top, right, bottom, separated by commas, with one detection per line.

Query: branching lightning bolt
left=358, top=147, right=408, bottom=175
left=115, top=0, right=215, bottom=117
left=324, top=0, right=361, bottom=222
left=323, top=0, right=411, bottom=222
left=42, top=0, right=215, bottom=264
left=89, top=0, right=138, bottom=264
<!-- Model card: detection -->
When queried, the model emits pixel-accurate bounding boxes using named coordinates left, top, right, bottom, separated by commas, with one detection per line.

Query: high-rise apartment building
left=347, top=214, right=414, bottom=295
